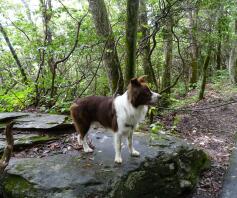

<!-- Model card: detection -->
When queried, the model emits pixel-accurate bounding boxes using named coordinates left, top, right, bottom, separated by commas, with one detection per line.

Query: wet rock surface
left=0, top=131, right=210, bottom=198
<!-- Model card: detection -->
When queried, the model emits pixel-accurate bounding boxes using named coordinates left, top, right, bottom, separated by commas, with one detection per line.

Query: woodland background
left=0, top=0, right=237, bottom=113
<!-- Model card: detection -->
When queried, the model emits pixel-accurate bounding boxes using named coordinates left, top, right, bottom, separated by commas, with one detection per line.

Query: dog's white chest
left=114, top=92, right=148, bottom=133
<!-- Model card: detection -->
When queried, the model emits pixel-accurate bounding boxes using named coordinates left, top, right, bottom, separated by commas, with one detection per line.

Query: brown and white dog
left=70, top=76, right=161, bottom=163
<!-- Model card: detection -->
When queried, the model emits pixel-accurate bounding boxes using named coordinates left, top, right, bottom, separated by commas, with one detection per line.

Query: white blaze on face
left=150, top=91, right=161, bottom=104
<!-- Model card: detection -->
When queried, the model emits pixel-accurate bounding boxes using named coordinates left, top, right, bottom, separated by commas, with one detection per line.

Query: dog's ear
left=138, top=75, right=148, bottom=83
left=130, top=77, right=140, bottom=86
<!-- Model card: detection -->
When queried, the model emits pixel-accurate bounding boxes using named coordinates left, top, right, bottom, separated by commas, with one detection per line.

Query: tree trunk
left=188, top=8, right=198, bottom=85
left=216, top=40, right=221, bottom=70
left=125, top=0, right=139, bottom=86
left=216, top=5, right=223, bottom=70
left=161, top=16, right=173, bottom=94
left=199, top=48, right=211, bottom=100
left=0, top=23, right=28, bottom=84
left=229, top=19, right=237, bottom=84
left=88, top=0, right=124, bottom=95
left=40, top=0, right=54, bottom=74
left=139, top=0, right=157, bottom=90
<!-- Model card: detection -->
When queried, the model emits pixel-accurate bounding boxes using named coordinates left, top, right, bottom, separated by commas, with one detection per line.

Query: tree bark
left=199, top=48, right=211, bottom=100
left=216, top=40, right=221, bottom=70
left=161, top=16, right=173, bottom=94
left=88, top=0, right=124, bottom=95
left=0, top=23, right=28, bottom=84
left=40, top=0, right=54, bottom=74
left=188, top=8, right=198, bottom=85
left=139, top=0, right=158, bottom=90
left=229, top=19, right=237, bottom=84
left=216, top=5, right=223, bottom=70
left=125, top=0, right=139, bottom=86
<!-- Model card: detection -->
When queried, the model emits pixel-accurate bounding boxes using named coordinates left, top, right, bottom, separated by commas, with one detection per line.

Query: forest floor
left=8, top=73, right=237, bottom=198
left=156, top=81, right=237, bottom=198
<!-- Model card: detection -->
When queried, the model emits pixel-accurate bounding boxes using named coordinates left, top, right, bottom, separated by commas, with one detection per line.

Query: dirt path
left=166, top=92, right=237, bottom=198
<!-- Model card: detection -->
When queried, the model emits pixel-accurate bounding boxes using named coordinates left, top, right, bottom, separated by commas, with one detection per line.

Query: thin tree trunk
left=40, top=0, right=54, bottom=74
left=216, top=5, right=223, bottom=70
left=160, top=16, right=173, bottom=106
left=199, top=48, right=211, bottom=100
left=229, top=19, right=237, bottom=84
left=139, top=0, right=158, bottom=90
left=161, top=16, right=173, bottom=94
left=188, top=8, right=198, bottom=85
left=0, top=23, right=28, bottom=84
left=216, top=41, right=221, bottom=70
left=125, top=0, right=139, bottom=86
left=88, top=0, right=124, bottom=95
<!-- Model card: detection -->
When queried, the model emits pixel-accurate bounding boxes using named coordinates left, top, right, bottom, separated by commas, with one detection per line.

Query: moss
left=124, top=171, right=146, bottom=190
left=0, top=123, right=7, bottom=129
left=15, top=135, right=58, bottom=145
left=3, top=174, right=37, bottom=198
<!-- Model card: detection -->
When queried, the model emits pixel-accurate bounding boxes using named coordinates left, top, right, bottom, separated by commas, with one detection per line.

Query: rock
left=0, top=134, right=58, bottom=154
left=0, top=113, right=72, bottom=131
left=220, top=146, right=237, bottom=198
left=0, top=113, right=29, bottom=122
left=0, top=132, right=210, bottom=198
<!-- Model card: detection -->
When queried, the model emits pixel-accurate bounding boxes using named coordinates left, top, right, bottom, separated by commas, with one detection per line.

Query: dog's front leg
left=128, top=131, right=140, bottom=157
left=114, top=133, right=122, bottom=163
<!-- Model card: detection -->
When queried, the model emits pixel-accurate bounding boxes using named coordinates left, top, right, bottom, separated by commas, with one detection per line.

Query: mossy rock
left=0, top=132, right=210, bottom=198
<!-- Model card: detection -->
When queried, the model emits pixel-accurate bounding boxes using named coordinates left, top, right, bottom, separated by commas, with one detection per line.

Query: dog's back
left=70, top=96, right=118, bottom=139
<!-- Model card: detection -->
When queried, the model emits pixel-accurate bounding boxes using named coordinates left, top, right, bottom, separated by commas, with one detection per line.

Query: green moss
left=16, top=135, right=58, bottom=145
left=3, top=175, right=37, bottom=198
left=124, top=171, right=146, bottom=190
left=0, top=122, right=7, bottom=129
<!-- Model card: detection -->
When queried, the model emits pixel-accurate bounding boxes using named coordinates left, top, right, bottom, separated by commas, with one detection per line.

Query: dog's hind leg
left=70, top=104, right=93, bottom=153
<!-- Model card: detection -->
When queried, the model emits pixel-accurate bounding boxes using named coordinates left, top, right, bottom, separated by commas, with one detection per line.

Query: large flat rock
left=0, top=113, right=29, bottom=122
left=0, top=132, right=210, bottom=198
left=0, top=113, right=71, bottom=130
left=0, top=133, right=58, bottom=154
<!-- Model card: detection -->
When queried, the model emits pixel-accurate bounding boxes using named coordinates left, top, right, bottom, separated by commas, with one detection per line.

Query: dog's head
left=127, top=76, right=161, bottom=107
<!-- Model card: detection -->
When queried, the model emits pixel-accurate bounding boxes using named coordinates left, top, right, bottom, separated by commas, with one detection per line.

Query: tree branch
left=0, top=22, right=28, bottom=84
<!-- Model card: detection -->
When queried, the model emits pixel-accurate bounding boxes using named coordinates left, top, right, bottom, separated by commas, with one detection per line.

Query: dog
left=70, top=76, right=161, bottom=163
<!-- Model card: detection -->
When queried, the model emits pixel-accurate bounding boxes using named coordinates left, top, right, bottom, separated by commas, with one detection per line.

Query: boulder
left=0, top=133, right=58, bottom=154
left=0, top=113, right=72, bottom=131
left=0, top=132, right=210, bottom=198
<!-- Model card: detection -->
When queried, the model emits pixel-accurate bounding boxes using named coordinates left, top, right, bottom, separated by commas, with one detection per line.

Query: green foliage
left=0, top=0, right=236, bottom=113
left=0, top=85, right=34, bottom=112
left=150, top=122, right=164, bottom=134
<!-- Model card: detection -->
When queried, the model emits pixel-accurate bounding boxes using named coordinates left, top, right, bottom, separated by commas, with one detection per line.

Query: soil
left=158, top=90, right=237, bottom=198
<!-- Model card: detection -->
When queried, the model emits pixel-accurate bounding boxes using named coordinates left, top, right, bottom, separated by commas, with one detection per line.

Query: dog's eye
left=144, top=88, right=151, bottom=95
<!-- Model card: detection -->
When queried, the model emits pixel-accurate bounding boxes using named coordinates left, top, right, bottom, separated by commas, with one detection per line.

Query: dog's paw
left=131, top=150, right=140, bottom=157
left=114, top=157, right=123, bottom=164
left=84, top=147, right=94, bottom=153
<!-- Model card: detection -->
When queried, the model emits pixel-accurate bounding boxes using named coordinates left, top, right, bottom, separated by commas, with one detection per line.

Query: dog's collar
left=125, top=123, right=134, bottom=129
